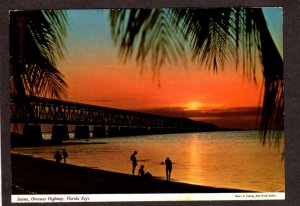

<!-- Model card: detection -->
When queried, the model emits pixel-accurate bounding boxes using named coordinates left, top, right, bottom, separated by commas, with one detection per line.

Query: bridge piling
left=74, top=126, right=90, bottom=139
left=23, top=124, right=43, bottom=145
left=52, top=125, right=69, bottom=142
left=92, top=126, right=107, bottom=138
left=107, top=126, right=121, bottom=137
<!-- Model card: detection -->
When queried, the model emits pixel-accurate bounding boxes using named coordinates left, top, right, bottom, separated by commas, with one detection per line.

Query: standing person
left=165, top=157, right=172, bottom=181
left=130, top=151, right=138, bottom=175
left=54, top=151, right=62, bottom=163
left=62, top=149, right=68, bottom=164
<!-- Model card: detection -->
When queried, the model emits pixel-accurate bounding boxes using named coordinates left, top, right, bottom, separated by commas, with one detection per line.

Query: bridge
left=10, top=95, right=218, bottom=145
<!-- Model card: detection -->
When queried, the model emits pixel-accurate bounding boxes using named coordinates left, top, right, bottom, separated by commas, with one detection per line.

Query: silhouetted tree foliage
left=10, top=10, right=68, bottom=99
left=110, top=8, right=283, bottom=146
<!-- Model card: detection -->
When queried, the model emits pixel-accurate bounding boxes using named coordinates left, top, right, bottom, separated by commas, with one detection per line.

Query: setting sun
left=184, top=101, right=203, bottom=110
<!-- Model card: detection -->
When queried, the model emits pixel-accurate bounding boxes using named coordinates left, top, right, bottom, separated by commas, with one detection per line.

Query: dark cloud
left=137, top=106, right=261, bottom=118
left=188, top=107, right=261, bottom=118
left=136, top=106, right=262, bottom=129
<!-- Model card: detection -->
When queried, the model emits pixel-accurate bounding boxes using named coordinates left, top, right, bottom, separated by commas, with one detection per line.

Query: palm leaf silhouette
left=110, top=9, right=187, bottom=82
left=10, top=10, right=68, bottom=99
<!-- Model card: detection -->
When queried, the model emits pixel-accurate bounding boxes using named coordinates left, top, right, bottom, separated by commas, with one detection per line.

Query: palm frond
left=171, top=8, right=237, bottom=72
left=27, top=10, right=67, bottom=63
left=110, top=9, right=187, bottom=79
left=10, top=10, right=68, bottom=99
left=249, top=9, right=283, bottom=146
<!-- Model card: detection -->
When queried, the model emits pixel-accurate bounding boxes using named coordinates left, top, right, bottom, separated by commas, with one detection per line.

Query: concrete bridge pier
left=149, top=127, right=163, bottom=135
left=135, top=127, right=149, bottom=135
left=148, top=127, right=174, bottom=135
left=23, top=124, right=43, bottom=145
left=51, top=125, right=69, bottom=142
left=107, top=126, right=121, bottom=137
left=120, top=127, right=133, bottom=136
left=148, top=127, right=155, bottom=135
left=117, top=126, right=148, bottom=136
left=74, top=125, right=90, bottom=139
left=92, top=126, right=107, bottom=138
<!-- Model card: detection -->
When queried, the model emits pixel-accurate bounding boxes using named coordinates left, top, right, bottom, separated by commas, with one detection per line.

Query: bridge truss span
left=10, top=95, right=217, bottom=131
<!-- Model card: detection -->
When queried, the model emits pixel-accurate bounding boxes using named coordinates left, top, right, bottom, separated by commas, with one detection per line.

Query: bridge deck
left=10, top=95, right=217, bottom=130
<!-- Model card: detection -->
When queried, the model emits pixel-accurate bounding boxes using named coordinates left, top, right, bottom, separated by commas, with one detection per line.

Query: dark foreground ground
left=11, top=153, right=249, bottom=194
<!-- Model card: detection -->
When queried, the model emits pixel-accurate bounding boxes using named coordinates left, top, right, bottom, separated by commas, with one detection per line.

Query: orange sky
left=55, top=9, right=282, bottom=129
left=62, top=61, right=263, bottom=110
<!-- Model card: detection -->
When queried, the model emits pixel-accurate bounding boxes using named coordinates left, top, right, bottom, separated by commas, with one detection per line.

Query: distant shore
left=12, top=153, right=250, bottom=194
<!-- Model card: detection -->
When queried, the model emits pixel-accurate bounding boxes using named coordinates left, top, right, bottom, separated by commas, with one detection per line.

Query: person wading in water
left=130, top=151, right=138, bottom=175
left=62, top=149, right=68, bottom=164
left=165, top=157, right=172, bottom=181
left=54, top=151, right=62, bottom=164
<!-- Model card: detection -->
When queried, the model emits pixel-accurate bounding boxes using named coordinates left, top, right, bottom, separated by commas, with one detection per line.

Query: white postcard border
left=12, top=192, right=285, bottom=203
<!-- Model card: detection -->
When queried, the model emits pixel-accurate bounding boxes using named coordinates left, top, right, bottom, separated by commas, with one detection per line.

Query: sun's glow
left=184, top=101, right=203, bottom=111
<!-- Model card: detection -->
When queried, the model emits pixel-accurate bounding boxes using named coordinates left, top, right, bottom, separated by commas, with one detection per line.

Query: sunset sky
left=56, top=8, right=283, bottom=129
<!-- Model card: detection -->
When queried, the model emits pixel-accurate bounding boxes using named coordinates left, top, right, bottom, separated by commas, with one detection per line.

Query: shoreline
left=11, top=153, right=251, bottom=194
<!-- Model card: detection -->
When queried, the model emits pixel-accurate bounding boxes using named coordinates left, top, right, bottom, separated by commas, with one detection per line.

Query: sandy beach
left=11, top=153, right=249, bottom=194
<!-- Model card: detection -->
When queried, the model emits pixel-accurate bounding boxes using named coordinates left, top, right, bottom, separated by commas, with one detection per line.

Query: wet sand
left=11, top=153, right=249, bottom=194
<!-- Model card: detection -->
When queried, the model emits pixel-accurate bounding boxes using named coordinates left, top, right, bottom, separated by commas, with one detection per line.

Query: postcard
left=5, top=6, right=285, bottom=204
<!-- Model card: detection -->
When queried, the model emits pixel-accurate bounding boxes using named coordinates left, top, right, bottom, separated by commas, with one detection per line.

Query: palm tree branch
left=110, top=9, right=187, bottom=72
left=10, top=10, right=68, bottom=99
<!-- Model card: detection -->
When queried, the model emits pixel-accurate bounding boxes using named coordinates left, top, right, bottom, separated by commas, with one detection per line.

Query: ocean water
left=11, top=131, right=284, bottom=192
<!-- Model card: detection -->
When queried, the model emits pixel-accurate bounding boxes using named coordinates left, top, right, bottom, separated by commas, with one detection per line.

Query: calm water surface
left=11, top=131, right=284, bottom=192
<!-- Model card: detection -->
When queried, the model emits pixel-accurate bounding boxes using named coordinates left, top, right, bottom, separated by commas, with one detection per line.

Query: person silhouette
left=165, top=157, right=172, bottom=181
left=130, top=151, right=138, bottom=175
left=62, top=149, right=68, bottom=164
left=138, top=165, right=145, bottom=176
left=138, top=165, right=152, bottom=179
left=54, top=151, right=62, bottom=163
